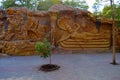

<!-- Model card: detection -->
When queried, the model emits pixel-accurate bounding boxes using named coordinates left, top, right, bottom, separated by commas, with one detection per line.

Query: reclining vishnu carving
left=57, top=16, right=110, bottom=44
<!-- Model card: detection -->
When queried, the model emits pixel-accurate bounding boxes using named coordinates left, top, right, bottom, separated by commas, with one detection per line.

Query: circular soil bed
left=39, top=64, right=60, bottom=72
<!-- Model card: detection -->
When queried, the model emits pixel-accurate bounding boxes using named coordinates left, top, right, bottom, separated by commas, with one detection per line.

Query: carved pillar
left=49, top=12, right=58, bottom=47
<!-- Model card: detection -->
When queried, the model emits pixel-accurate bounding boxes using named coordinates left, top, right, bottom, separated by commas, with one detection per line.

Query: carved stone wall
left=0, top=7, right=51, bottom=55
left=48, top=5, right=113, bottom=51
left=0, top=4, right=119, bottom=55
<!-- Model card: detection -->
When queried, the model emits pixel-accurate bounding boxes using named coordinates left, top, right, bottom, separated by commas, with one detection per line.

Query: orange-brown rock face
left=0, top=7, right=50, bottom=55
left=48, top=5, right=113, bottom=52
left=0, top=5, right=119, bottom=56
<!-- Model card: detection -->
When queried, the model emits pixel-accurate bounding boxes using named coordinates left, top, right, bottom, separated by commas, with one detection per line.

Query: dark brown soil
left=39, top=64, right=60, bottom=72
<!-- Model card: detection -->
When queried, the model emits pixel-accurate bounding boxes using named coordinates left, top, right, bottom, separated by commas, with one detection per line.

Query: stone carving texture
left=0, top=7, right=50, bottom=55
left=0, top=4, right=119, bottom=55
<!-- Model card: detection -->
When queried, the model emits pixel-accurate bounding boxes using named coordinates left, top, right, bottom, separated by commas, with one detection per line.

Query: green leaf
left=35, top=38, right=52, bottom=58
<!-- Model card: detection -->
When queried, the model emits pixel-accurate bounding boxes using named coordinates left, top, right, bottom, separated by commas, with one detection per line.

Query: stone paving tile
left=0, top=53, right=120, bottom=80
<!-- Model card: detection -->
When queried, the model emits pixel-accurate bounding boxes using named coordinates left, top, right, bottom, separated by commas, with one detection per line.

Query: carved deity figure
left=57, top=16, right=105, bottom=43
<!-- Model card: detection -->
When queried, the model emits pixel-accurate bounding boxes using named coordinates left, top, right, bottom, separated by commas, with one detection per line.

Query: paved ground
left=0, top=52, right=120, bottom=80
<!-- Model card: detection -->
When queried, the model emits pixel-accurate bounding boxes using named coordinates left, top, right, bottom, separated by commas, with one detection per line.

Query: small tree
left=35, top=38, right=51, bottom=62
left=35, top=38, right=60, bottom=71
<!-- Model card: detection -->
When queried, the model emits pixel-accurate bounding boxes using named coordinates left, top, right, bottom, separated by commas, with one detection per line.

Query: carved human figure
left=57, top=16, right=105, bottom=43
left=22, top=12, right=39, bottom=40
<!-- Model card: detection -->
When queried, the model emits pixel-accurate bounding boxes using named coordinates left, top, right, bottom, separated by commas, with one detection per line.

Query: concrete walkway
left=0, top=53, right=120, bottom=80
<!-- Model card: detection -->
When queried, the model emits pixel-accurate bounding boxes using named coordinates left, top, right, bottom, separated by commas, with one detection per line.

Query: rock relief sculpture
left=57, top=16, right=110, bottom=43
left=0, top=4, right=119, bottom=55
